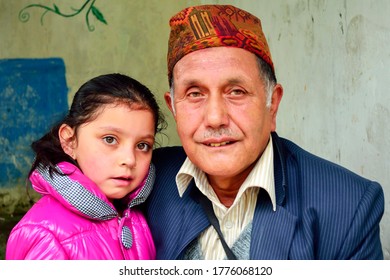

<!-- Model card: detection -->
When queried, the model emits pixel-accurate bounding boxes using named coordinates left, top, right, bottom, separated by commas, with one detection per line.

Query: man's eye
left=230, top=89, right=245, bottom=96
left=187, top=91, right=202, bottom=98
left=137, top=143, right=151, bottom=152
left=103, top=136, right=117, bottom=145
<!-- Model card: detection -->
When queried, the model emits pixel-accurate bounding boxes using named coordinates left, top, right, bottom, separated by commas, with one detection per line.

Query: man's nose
left=204, top=94, right=229, bottom=128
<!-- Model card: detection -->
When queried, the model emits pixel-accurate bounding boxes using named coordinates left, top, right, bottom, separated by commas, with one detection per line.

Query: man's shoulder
left=280, top=136, right=354, bottom=173
left=153, top=146, right=187, bottom=160
left=152, top=146, right=186, bottom=165
left=153, top=145, right=185, bottom=154
left=277, top=135, right=381, bottom=190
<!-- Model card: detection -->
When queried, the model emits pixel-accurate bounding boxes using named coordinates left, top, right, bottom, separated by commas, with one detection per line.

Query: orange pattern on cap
left=167, top=5, right=274, bottom=83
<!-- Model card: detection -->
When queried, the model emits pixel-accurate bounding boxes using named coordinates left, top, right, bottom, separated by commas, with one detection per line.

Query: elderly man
left=146, top=4, right=384, bottom=260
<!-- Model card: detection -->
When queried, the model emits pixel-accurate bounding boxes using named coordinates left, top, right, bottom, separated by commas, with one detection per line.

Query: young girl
left=6, top=73, right=166, bottom=260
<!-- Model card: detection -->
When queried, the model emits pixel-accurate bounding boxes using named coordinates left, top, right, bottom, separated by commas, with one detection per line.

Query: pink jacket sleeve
left=6, top=225, right=68, bottom=260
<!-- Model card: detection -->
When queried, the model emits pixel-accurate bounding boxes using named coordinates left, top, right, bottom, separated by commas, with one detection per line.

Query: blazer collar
left=271, top=131, right=288, bottom=206
left=249, top=132, right=297, bottom=259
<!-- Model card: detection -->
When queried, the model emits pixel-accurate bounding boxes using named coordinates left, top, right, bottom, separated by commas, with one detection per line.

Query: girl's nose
left=120, top=149, right=136, bottom=169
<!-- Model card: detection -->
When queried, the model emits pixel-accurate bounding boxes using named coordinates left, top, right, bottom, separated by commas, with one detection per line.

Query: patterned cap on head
left=167, top=4, right=274, bottom=83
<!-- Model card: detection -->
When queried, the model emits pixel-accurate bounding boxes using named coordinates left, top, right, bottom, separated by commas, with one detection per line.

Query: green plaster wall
left=0, top=0, right=193, bottom=213
left=1, top=0, right=389, bottom=259
left=1, top=0, right=201, bottom=148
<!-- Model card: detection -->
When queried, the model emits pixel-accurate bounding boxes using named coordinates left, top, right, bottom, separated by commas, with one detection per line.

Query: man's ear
left=164, top=91, right=176, bottom=118
left=58, top=124, right=76, bottom=159
left=270, top=84, right=283, bottom=132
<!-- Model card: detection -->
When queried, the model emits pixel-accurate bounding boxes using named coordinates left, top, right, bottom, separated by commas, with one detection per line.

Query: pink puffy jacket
left=6, top=162, right=156, bottom=260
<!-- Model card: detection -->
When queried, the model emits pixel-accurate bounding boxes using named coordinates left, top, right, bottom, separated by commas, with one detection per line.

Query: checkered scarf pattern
left=35, top=163, right=155, bottom=221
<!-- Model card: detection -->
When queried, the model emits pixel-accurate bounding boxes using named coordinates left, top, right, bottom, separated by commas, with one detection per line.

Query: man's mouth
left=208, top=141, right=231, bottom=147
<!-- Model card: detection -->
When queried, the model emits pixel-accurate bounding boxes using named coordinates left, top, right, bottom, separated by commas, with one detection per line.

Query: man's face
left=165, top=47, right=282, bottom=186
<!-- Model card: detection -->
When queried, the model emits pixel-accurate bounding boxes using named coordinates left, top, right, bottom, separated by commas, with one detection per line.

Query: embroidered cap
left=167, top=4, right=274, bottom=83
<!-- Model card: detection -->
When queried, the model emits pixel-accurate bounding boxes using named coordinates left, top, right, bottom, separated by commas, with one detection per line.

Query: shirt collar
left=176, top=135, right=276, bottom=211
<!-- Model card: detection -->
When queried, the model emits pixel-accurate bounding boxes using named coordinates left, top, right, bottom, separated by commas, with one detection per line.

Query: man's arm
left=336, top=181, right=384, bottom=259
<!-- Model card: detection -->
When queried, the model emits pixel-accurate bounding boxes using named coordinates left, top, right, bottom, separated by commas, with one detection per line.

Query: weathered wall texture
left=227, top=0, right=390, bottom=259
left=0, top=0, right=388, bottom=259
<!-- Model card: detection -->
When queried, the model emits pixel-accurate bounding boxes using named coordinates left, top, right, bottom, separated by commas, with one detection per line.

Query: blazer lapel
left=250, top=194, right=297, bottom=259
left=171, top=182, right=210, bottom=259
left=249, top=132, right=297, bottom=259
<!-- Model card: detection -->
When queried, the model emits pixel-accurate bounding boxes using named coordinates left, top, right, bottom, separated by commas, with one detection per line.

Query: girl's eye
left=103, top=136, right=117, bottom=145
left=137, top=142, right=151, bottom=152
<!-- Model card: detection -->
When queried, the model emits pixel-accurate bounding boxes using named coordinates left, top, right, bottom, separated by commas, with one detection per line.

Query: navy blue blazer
left=145, top=132, right=384, bottom=259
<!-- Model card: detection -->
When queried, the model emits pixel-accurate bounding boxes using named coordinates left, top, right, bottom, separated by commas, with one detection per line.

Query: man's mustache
left=203, top=128, right=236, bottom=139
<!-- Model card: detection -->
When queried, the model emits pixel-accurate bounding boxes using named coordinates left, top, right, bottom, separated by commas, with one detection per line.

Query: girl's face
left=60, top=103, right=155, bottom=201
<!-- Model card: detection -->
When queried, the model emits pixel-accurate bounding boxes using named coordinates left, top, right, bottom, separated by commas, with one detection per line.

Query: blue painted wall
left=0, top=58, right=68, bottom=188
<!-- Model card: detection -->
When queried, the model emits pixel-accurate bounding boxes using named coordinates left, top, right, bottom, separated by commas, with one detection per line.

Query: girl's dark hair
left=29, top=73, right=166, bottom=177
